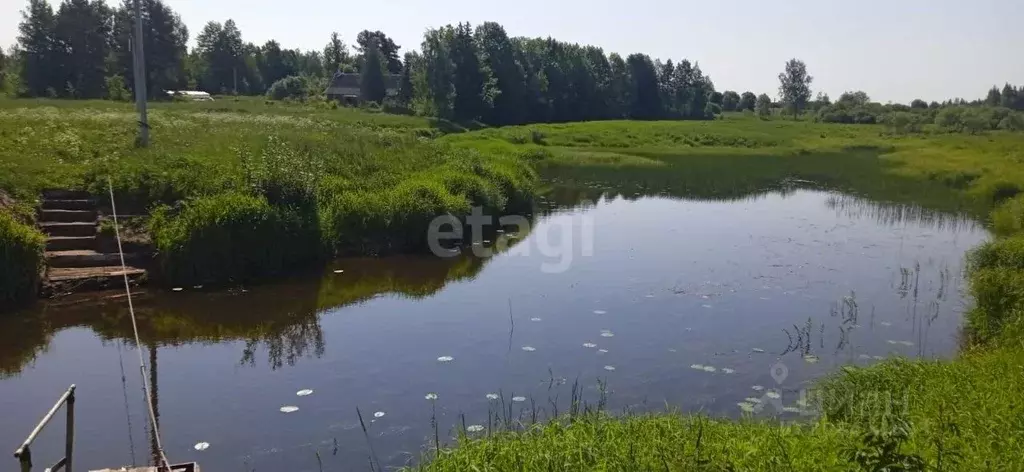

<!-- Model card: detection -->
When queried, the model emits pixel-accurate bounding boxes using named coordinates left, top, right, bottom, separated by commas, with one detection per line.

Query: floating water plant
left=582, top=343, right=597, bottom=348
left=373, top=411, right=385, bottom=418
left=722, top=368, right=736, bottom=374
left=530, top=317, right=542, bottom=322
left=593, top=310, right=607, bottom=315
left=690, top=364, right=705, bottom=370
left=333, top=269, right=344, bottom=274
left=425, top=393, right=438, bottom=400
left=803, top=354, right=820, bottom=363
left=737, top=402, right=756, bottom=413
left=512, top=396, right=526, bottom=402
left=745, top=397, right=762, bottom=404
left=600, top=330, right=614, bottom=337
left=597, top=349, right=609, bottom=353
left=782, top=406, right=802, bottom=414
left=751, top=385, right=765, bottom=392
left=521, top=346, right=536, bottom=352
left=437, top=356, right=454, bottom=363
left=296, top=389, right=313, bottom=397
left=193, top=442, right=210, bottom=451
left=172, top=287, right=183, bottom=292
left=280, top=406, right=299, bottom=413
left=486, top=393, right=499, bottom=400
left=752, top=348, right=766, bottom=353
left=466, top=425, right=484, bottom=433
left=766, top=390, right=781, bottom=400
left=603, top=365, right=616, bottom=371
left=702, top=366, right=716, bottom=373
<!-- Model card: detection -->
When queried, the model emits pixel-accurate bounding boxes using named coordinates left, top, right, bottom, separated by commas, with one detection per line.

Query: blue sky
left=2, top=0, right=1021, bottom=103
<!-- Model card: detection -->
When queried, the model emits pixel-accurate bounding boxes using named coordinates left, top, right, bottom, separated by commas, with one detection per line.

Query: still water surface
left=0, top=187, right=986, bottom=471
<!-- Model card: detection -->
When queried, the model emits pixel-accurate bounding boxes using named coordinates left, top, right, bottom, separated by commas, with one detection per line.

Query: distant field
left=444, top=113, right=1024, bottom=213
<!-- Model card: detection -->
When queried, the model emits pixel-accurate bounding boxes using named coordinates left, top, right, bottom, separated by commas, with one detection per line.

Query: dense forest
left=2, top=0, right=1023, bottom=130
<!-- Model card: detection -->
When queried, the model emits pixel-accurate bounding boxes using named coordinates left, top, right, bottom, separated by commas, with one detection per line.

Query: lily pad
left=296, top=389, right=314, bottom=397
left=437, top=356, right=454, bottom=363
left=280, top=406, right=299, bottom=413
left=194, top=442, right=210, bottom=451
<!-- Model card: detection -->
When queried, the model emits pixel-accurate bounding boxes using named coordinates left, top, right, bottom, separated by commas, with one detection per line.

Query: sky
left=1, top=0, right=1021, bottom=103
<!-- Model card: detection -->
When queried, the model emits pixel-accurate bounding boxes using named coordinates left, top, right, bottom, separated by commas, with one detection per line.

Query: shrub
left=968, top=268, right=1024, bottom=342
left=969, top=236, right=1024, bottom=271
left=105, top=75, right=131, bottom=101
left=998, top=112, right=1024, bottom=131
left=0, top=210, right=45, bottom=308
left=266, top=76, right=309, bottom=101
left=150, top=192, right=321, bottom=286
left=991, top=194, right=1024, bottom=235
left=934, top=107, right=964, bottom=132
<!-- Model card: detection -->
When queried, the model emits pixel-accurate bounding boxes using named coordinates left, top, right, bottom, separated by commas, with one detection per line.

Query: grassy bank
left=0, top=98, right=536, bottom=289
left=412, top=115, right=1024, bottom=471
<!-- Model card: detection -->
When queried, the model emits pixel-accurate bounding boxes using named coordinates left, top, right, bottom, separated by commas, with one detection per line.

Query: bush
left=150, top=192, right=321, bottom=286
left=0, top=210, right=45, bottom=308
left=934, top=107, right=964, bottom=132
left=968, top=268, right=1024, bottom=342
left=998, top=112, right=1024, bottom=131
left=105, top=75, right=131, bottom=101
left=969, top=236, right=1024, bottom=272
left=991, top=194, right=1024, bottom=235
left=266, top=76, right=310, bottom=101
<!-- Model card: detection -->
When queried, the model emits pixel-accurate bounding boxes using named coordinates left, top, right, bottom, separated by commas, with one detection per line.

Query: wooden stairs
left=38, top=189, right=148, bottom=294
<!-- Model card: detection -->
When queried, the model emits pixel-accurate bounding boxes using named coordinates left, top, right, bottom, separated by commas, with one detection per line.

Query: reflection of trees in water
left=240, top=314, right=325, bottom=370
left=0, top=246, right=515, bottom=376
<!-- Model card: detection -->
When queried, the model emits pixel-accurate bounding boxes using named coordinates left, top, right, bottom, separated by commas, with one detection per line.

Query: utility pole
left=131, top=0, right=149, bottom=146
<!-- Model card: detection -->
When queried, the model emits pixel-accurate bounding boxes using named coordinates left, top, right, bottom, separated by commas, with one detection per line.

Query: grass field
left=0, top=97, right=535, bottom=291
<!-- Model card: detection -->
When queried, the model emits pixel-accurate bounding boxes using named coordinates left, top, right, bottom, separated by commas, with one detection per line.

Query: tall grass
left=0, top=210, right=45, bottom=309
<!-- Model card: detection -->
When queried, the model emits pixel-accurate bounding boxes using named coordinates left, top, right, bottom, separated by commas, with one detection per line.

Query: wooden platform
left=90, top=462, right=199, bottom=472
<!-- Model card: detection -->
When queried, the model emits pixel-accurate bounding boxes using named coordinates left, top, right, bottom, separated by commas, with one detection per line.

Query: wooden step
left=47, top=265, right=146, bottom=282
left=41, top=199, right=95, bottom=211
left=39, top=222, right=96, bottom=237
left=41, top=189, right=91, bottom=200
left=38, top=209, right=96, bottom=223
left=46, top=250, right=138, bottom=268
left=46, top=236, right=96, bottom=251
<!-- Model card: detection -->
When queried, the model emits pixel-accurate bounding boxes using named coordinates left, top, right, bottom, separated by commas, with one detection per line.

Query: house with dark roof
left=325, top=72, right=401, bottom=105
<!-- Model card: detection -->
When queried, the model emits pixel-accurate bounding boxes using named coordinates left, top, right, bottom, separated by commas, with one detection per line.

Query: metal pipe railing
left=13, top=384, right=76, bottom=472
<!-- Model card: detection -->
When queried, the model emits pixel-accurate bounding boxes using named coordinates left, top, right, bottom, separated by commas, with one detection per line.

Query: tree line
left=3, top=0, right=1022, bottom=130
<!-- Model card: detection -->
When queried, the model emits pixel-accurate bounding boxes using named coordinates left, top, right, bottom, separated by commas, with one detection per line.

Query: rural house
left=325, top=72, right=401, bottom=105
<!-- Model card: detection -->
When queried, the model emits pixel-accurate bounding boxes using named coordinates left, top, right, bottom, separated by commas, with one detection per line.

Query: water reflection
left=0, top=253, right=505, bottom=376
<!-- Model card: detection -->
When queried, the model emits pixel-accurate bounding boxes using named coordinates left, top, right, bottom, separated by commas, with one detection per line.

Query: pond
left=0, top=183, right=986, bottom=471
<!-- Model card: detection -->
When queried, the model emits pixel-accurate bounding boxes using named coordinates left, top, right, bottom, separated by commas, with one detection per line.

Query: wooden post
left=17, top=446, right=30, bottom=472
left=65, top=389, right=75, bottom=472
left=131, top=0, right=149, bottom=146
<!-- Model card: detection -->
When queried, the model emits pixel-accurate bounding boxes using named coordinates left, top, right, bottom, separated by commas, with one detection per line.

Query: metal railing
left=13, top=384, right=75, bottom=472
